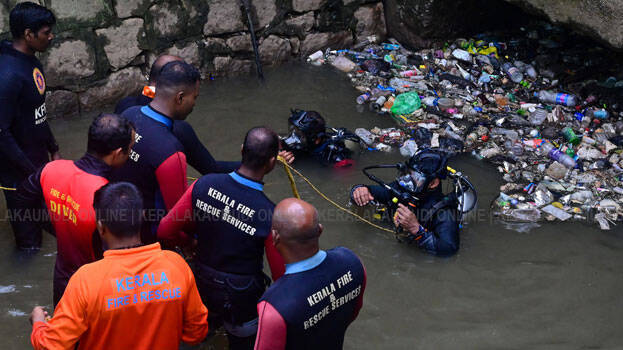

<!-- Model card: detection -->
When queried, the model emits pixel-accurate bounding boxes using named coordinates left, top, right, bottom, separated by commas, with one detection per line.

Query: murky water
left=2, top=63, right=622, bottom=349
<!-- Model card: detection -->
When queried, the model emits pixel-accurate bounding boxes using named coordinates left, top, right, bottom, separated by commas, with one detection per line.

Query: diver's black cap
left=406, top=149, right=448, bottom=179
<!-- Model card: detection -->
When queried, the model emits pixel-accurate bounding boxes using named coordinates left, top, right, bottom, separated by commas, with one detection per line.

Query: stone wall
left=384, top=0, right=623, bottom=52
left=504, top=0, right=623, bottom=50
left=0, top=0, right=386, bottom=118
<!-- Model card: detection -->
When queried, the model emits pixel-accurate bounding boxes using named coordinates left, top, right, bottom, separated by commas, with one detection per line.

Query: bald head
left=272, top=198, right=321, bottom=244
left=241, top=127, right=279, bottom=171
left=149, top=54, right=183, bottom=85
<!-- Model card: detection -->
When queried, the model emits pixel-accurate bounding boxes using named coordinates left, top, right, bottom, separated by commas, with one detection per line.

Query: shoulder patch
left=32, top=67, right=45, bottom=95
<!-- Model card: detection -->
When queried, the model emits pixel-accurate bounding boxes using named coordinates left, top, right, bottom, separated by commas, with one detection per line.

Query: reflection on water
left=1, top=63, right=621, bottom=349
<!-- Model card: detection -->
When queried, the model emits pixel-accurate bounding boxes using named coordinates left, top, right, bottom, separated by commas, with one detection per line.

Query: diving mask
left=282, top=126, right=307, bottom=151
left=398, top=169, right=429, bottom=194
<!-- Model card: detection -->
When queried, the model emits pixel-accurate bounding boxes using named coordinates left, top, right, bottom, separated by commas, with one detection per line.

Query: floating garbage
left=311, top=23, right=623, bottom=231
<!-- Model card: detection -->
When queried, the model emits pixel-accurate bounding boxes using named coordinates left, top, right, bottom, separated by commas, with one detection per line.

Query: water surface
left=1, top=63, right=621, bottom=349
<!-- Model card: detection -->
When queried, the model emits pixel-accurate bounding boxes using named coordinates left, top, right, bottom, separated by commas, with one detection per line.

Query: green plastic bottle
left=562, top=127, right=580, bottom=146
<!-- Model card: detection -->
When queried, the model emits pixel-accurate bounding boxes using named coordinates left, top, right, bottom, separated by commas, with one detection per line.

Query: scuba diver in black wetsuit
left=350, top=149, right=477, bottom=257
left=281, top=109, right=360, bottom=167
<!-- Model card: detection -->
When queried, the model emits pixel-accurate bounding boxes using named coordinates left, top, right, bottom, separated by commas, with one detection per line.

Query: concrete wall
left=0, top=0, right=386, bottom=118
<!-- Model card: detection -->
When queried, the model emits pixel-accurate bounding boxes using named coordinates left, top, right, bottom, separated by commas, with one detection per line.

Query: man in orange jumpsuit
left=29, top=182, right=209, bottom=349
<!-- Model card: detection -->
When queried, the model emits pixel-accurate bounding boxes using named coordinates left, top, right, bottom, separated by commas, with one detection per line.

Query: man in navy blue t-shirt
left=158, top=127, right=287, bottom=350
left=0, top=2, right=59, bottom=250
left=111, top=61, right=201, bottom=244
left=255, top=198, right=366, bottom=350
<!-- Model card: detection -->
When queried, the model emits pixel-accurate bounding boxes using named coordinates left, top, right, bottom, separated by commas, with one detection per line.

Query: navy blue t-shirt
left=258, top=248, right=366, bottom=350
left=192, top=171, right=275, bottom=275
left=111, top=105, right=187, bottom=242
left=0, top=40, right=57, bottom=184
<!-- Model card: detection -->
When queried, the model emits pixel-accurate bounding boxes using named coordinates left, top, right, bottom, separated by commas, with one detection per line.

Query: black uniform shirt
left=0, top=40, right=57, bottom=184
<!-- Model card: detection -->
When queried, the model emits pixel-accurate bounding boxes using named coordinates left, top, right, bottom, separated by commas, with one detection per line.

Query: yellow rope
left=1, top=186, right=16, bottom=191
left=277, top=157, right=394, bottom=234
left=278, top=156, right=300, bottom=199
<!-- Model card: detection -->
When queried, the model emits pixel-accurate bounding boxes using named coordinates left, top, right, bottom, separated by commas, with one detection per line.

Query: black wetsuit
left=352, top=183, right=460, bottom=256
left=0, top=40, right=58, bottom=249
left=115, top=94, right=239, bottom=174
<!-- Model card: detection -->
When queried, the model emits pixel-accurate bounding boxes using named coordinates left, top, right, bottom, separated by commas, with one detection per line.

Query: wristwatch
left=410, top=224, right=426, bottom=241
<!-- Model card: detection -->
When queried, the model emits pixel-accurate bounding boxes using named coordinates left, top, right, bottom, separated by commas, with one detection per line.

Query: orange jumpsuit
left=31, top=243, right=209, bottom=350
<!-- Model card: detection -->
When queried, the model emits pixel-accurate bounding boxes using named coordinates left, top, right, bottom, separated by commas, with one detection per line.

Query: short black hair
left=242, top=127, right=279, bottom=170
left=155, top=61, right=201, bottom=93
left=87, top=113, right=135, bottom=157
left=149, top=61, right=163, bottom=85
left=9, top=2, right=56, bottom=39
left=93, top=182, right=143, bottom=238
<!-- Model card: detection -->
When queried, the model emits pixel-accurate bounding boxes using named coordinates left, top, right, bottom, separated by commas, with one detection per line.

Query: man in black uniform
left=351, top=149, right=460, bottom=256
left=111, top=61, right=201, bottom=243
left=255, top=198, right=366, bottom=350
left=158, top=127, right=286, bottom=350
left=0, top=2, right=59, bottom=250
left=115, top=54, right=241, bottom=175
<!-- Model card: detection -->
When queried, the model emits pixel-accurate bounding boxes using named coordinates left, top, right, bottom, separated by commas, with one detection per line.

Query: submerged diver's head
left=398, top=149, right=449, bottom=195
left=284, top=110, right=326, bottom=151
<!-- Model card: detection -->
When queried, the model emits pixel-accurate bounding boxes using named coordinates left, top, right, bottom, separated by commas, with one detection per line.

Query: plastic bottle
left=510, top=141, right=524, bottom=156
left=400, top=70, right=419, bottom=77
left=356, top=92, right=371, bottom=105
left=466, top=132, right=478, bottom=145
left=399, top=139, right=418, bottom=157
left=587, top=109, right=609, bottom=120
left=389, top=78, right=418, bottom=91
left=330, top=56, right=357, bottom=72
left=422, top=96, right=437, bottom=107
left=437, top=98, right=454, bottom=110
left=506, top=208, right=541, bottom=222
left=561, top=127, right=580, bottom=145
left=307, top=50, right=324, bottom=62
left=540, top=142, right=576, bottom=168
left=478, top=73, right=491, bottom=85
left=535, top=91, right=578, bottom=107
left=452, top=49, right=471, bottom=62
left=371, top=96, right=387, bottom=111
left=382, top=43, right=400, bottom=50
left=443, top=127, right=462, bottom=141
left=383, top=96, right=395, bottom=109
left=502, top=62, right=523, bottom=83
left=355, top=128, right=376, bottom=146
left=514, top=61, right=537, bottom=79
left=491, top=127, right=519, bottom=141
